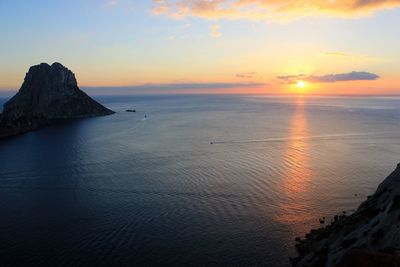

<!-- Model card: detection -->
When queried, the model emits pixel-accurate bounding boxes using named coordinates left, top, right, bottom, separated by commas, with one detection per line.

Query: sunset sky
left=1, top=0, right=400, bottom=95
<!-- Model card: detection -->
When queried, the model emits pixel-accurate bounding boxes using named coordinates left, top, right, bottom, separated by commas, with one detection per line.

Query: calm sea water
left=1, top=95, right=400, bottom=266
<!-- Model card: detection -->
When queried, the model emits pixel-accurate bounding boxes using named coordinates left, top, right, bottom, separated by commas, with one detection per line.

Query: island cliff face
left=0, top=63, right=114, bottom=138
left=293, top=164, right=400, bottom=267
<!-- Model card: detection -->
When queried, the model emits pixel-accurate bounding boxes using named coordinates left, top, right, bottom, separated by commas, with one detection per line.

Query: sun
left=296, top=80, right=305, bottom=89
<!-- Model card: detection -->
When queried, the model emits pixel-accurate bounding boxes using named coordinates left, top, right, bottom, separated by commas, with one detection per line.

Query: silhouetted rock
left=292, top=163, right=400, bottom=267
left=336, top=249, right=400, bottom=267
left=0, top=63, right=114, bottom=138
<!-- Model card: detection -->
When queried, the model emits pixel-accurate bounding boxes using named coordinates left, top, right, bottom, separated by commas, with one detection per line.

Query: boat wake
left=210, top=132, right=392, bottom=145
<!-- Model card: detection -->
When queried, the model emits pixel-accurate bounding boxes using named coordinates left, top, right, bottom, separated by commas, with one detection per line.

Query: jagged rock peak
left=3, top=62, right=114, bottom=120
left=0, top=62, right=114, bottom=138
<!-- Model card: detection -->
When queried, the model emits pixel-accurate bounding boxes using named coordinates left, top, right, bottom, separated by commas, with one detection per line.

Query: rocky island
left=293, top=164, right=400, bottom=267
left=0, top=63, right=114, bottom=138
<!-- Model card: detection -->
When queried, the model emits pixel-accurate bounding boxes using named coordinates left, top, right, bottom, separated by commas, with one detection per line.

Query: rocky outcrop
left=292, top=164, right=400, bottom=267
left=0, top=63, right=114, bottom=138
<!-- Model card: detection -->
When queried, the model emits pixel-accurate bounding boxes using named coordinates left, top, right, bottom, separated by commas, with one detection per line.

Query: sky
left=1, top=0, right=400, bottom=95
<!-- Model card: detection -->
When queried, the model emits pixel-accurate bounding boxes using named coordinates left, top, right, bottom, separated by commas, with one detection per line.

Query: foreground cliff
left=293, top=164, right=400, bottom=267
left=0, top=63, right=114, bottom=138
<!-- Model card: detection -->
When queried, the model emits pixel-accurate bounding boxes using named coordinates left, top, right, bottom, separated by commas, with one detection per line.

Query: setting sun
left=296, top=80, right=306, bottom=89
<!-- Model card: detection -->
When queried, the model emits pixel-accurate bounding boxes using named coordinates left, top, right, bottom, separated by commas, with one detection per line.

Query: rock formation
left=292, top=164, right=400, bottom=266
left=0, top=63, right=114, bottom=138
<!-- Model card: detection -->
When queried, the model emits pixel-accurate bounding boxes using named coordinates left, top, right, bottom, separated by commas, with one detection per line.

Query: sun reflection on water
left=275, top=98, right=316, bottom=233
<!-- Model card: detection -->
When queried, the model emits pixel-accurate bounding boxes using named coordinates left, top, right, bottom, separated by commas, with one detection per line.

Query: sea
left=1, top=94, right=400, bottom=266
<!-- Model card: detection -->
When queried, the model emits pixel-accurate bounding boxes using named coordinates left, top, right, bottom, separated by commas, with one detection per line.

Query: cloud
left=152, top=0, right=400, bottom=20
left=236, top=72, right=257, bottom=79
left=210, top=24, right=221, bottom=37
left=277, top=74, right=306, bottom=83
left=83, top=82, right=267, bottom=94
left=278, top=71, right=380, bottom=83
left=309, top=71, right=380, bottom=83
left=152, top=0, right=170, bottom=15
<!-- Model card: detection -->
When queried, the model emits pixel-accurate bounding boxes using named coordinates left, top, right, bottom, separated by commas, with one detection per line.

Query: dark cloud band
left=278, top=71, right=380, bottom=83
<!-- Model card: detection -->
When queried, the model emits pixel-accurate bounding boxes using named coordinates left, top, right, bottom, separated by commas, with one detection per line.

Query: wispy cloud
left=278, top=74, right=306, bottom=83
left=152, top=0, right=170, bottom=15
left=152, top=0, right=400, bottom=21
left=236, top=72, right=257, bottom=79
left=278, top=71, right=380, bottom=84
left=210, top=24, right=221, bottom=37
left=309, top=72, right=380, bottom=83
